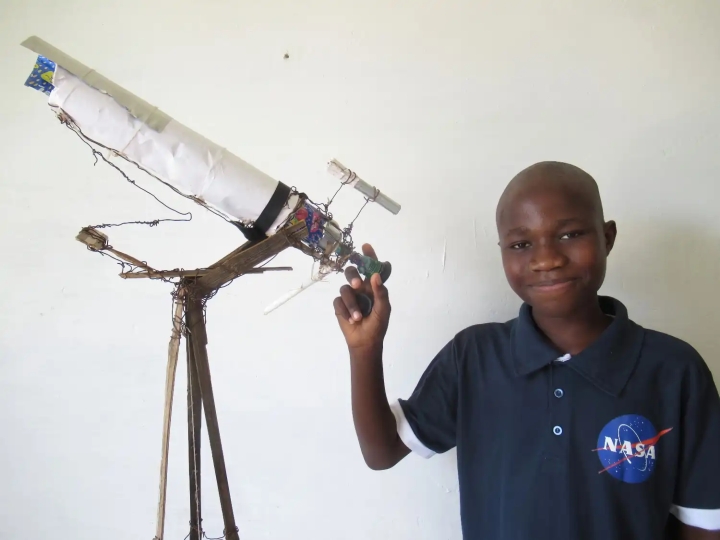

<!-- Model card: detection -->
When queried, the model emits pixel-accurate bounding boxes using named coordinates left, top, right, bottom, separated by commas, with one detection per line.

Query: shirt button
left=554, top=388, right=564, bottom=398
left=553, top=426, right=563, bottom=436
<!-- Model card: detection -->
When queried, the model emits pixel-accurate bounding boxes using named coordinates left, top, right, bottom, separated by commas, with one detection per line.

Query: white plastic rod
left=327, top=160, right=401, bottom=215
left=263, top=276, right=323, bottom=315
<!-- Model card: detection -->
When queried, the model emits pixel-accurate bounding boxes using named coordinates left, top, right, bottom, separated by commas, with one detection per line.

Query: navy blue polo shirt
left=391, top=297, right=720, bottom=539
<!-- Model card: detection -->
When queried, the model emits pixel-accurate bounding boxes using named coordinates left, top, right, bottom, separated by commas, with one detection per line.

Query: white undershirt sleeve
left=390, top=400, right=436, bottom=459
left=670, top=505, right=720, bottom=531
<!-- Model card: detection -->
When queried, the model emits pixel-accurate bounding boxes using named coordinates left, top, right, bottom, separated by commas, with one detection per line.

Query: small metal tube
left=327, top=159, right=401, bottom=215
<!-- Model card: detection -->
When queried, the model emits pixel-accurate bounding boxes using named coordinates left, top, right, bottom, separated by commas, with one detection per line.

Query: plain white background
left=1, top=1, right=719, bottom=539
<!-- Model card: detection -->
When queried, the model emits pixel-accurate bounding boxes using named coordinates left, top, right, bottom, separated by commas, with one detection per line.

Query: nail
left=353, top=311, right=362, bottom=320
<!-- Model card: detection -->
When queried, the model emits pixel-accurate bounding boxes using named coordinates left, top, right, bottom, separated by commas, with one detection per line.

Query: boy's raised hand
left=333, top=244, right=391, bottom=352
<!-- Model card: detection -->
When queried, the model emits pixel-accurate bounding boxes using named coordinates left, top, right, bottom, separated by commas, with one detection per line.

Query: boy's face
left=497, top=183, right=616, bottom=317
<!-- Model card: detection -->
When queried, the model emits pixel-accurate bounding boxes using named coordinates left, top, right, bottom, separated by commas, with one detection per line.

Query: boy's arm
left=349, top=344, right=410, bottom=470
left=669, top=353, right=720, bottom=536
left=333, top=244, right=408, bottom=470
left=678, top=523, right=720, bottom=540
left=335, top=244, right=458, bottom=469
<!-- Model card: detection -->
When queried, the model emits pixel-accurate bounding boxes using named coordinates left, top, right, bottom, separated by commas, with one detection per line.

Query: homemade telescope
left=22, top=36, right=399, bottom=314
left=21, top=36, right=400, bottom=540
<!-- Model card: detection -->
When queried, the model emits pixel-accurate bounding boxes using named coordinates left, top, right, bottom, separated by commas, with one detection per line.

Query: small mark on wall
left=473, top=218, right=478, bottom=251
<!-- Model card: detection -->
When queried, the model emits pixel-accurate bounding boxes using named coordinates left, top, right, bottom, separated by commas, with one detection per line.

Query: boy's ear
left=603, top=220, right=617, bottom=255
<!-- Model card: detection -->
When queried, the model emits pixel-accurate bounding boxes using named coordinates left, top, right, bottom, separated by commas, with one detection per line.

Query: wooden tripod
left=78, top=221, right=308, bottom=540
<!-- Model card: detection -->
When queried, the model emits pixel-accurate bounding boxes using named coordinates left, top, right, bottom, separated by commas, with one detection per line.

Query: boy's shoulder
left=448, top=320, right=516, bottom=361
left=447, top=315, right=713, bottom=383
left=641, top=326, right=700, bottom=357
left=453, top=319, right=515, bottom=343
left=637, top=324, right=712, bottom=380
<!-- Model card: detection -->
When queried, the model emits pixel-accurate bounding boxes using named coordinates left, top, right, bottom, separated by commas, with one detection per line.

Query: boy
left=333, top=162, right=720, bottom=539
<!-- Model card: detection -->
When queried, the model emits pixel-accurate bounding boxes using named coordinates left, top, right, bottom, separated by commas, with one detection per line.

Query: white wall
left=1, top=1, right=719, bottom=538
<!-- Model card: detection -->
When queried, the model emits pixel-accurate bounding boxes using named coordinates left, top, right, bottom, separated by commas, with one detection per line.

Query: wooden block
left=76, top=227, right=108, bottom=250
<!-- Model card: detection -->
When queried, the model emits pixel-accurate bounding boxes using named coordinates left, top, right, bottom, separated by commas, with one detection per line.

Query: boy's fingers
left=344, top=266, right=362, bottom=288
left=333, top=296, right=352, bottom=324
left=370, top=273, right=388, bottom=299
left=339, top=285, right=363, bottom=322
left=361, top=243, right=378, bottom=260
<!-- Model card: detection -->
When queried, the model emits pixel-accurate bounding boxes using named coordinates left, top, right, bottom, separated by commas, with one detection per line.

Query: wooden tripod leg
left=186, top=299, right=240, bottom=540
left=187, top=336, right=203, bottom=540
left=153, top=291, right=185, bottom=540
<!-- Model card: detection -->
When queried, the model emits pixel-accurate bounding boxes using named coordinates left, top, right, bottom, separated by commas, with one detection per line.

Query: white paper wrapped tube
left=48, top=67, right=298, bottom=234
left=327, top=159, right=401, bottom=215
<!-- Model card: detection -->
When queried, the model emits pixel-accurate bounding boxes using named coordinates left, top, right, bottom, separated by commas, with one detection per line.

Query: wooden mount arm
left=76, top=222, right=309, bottom=295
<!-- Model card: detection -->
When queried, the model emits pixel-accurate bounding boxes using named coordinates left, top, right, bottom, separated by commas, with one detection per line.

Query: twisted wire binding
left=81, top=236, right=185, bottom=286
left=289, top=165, right=375, bottom=261
left=180, top=519, right=203, bottom=540
left=172, top=283, right=188, bottom=336
left=61, top=117, right=193, bottom=228
left=341, top=182, right=380, bottom=248
left=198, top=251, right=281, bottom=322
left=94, top=220, right=163, bottom=229
left=60, top=108, right=198, bottom=289
left=205, top=526, right=239, bottom=540
left=176, top=522, right=237, bottom=540
left=323, top=168, right=356, bottom=216
left=56, top=110, right=237, bottom=226
left=294, top=165, right=356, bottom=223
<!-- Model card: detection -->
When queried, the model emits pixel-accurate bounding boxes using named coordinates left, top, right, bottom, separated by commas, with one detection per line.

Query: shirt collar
left=511, top=296, right=644, bottom=397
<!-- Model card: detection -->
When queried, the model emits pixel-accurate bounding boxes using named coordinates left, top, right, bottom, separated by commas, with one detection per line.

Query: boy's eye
left=509, top=241, right=530, bottom=250
left=560, top=230, right=585, bottom=240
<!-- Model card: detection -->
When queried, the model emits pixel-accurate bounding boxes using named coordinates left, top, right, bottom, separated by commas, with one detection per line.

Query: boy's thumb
left=371, top=273, right=389, bottom=307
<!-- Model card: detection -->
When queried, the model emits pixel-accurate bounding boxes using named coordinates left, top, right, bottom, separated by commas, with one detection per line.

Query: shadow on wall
left=604, top=112, right=720, bottom=374
left=608, top=221, right=720, bottom=373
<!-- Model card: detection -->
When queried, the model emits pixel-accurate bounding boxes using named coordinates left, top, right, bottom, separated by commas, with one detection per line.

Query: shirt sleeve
left=670, top=357, right=720, bottom=531
left=390, top=338, right=458, bottom=459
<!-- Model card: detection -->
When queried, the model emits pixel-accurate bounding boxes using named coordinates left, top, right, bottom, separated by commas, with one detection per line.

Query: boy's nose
left=529, top=244, right=567, bottom=272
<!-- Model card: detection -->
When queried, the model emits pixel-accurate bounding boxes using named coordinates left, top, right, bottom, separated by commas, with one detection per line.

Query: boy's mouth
left=529, top=277, right=578, bottom=292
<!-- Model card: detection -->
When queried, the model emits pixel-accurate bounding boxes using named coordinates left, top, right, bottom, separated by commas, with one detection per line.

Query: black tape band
left=255, top=181, right=292, bottom=234
left=234, top=181, right=292, bottom=241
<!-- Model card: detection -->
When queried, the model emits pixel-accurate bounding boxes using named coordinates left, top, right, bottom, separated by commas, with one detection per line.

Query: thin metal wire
left=258, top=254, right=278, bottom=268
left=94, top=220, right=164, bottom=229
left=293, top=167, right=355, bottom=222
left=200, top=251, right=281, bottom=317
left=204, top=526, right=238, bottom=540
left=64, top=121, right=192, bottom=226
left=80, top=228, right=181, bottom=286
left=56, top=111, right=236, bottom=225
left=341, top=193, right=376, bottom=248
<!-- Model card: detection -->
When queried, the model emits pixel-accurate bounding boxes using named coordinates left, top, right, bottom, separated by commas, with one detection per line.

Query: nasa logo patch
left=594, top=415, right=673, bottom=484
